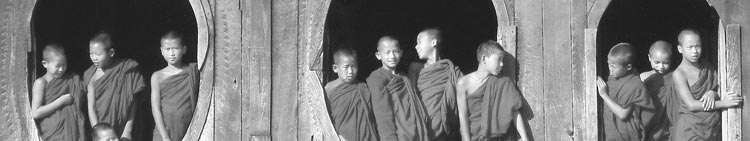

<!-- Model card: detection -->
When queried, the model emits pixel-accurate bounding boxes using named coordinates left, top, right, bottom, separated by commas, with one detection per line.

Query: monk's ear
left=626, top=64, right=632, bottom=71
left=42, top=60, right=49, bottom=68
left=676, top=45, right=684, bottom=54
left=332, top=64, right=338, bottom=73
left=647, top=54, right=653, bottom=62
left=430, top=39, right=437, bottom=48
left=108, top=48, right=116, bottom=57
left=375, top=51, right=382, bottom=60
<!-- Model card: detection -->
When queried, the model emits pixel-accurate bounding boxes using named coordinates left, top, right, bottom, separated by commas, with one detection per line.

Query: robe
left=327, top=81, right=379, bottom=141
left=367, top=68, right=431, bottom=141
left=642, top=72, right=680, bottom=141
left=37, top=73, right=87, bottom=141
left=84, top=58, right=147, bottom=136
left=673, top=64, right=720, bottom=141
left=602, top=71, right=655, bottom=141
left=467, top=75, right=523, bottom=141
left=412, top=59, right=463, bottom=140
left=153, top=63, right=199, bottom=141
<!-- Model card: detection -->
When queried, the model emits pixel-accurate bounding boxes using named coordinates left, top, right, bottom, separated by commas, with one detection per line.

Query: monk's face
left=607, top=61, right=630, bottom=78
left=333, top=55, right=358, bottom=83
left=42, top=56, right=67, bottom=78
left=160, top=38, right=186, bottom=65
left=376, top=41, right=402, bottom=70
left=678, top=34, right=702, bottom=63
left=483, top=53, right=504, bottom=76
left=415, top=32, right=436, bottom=60
left=94, top=129, right=119, bottom=141
left=648, top=51, right=671, bottom=74
left=89, top=42, right=114, bottom=69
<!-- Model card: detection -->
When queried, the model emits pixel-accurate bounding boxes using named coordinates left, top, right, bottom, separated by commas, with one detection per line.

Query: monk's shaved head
left=43, top=43, right=66, bottom=62
left=333, top=48, right=357, bottom=65
left=161, top=30, right=185, bottom=47
left=608, top=43, right=634, bottom=66
left=419, top=27, right=442, bottom=43
left=677, top=28, right=701, bottom=46
left=476, top=40, right=505, bottom=62
left=377, top=36, right=399, bottom=51
left=649, top=40, right=673, bottom=57
left=90, top=32, right=113, bottom=50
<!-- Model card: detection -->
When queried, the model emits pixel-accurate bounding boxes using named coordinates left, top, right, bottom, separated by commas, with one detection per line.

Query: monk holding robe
left=639, top=41, right=680, bottom=141
left=325, top=48, right=379, bottom=141
left=408, top=28, right=463, bottom=140
left=85, top=32, right=147, bottom=140
left=367, top=36, right=431, bottom=141
left=597, top=43, right=655, bottom=141
left=456, top=41, right=529, bottom=141
left=151, top=31, right=199, bottom=141
left=672, top=29, right=743, bottom=141
left=31, top=44, right=87, bottom=141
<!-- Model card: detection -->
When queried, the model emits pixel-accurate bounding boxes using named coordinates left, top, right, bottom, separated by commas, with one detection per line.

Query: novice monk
left=456, top=41, right=529, bottom=141
left=325, top=48, right=379, bottom=141
left=639, top=41, right=679, bottom=141
left=151, top=31, right=199, bottom=141
left=367, top=36, right=431, bottom=141
left=596, top=43, right=655, bottom=141
left=85, top=32, right=147, bottom=139
left=93, top=123, right=120, bottom=141
left=672, top=29, right=743, bottom=140
left=408, top=28, right=463, bottom=140
left=31, top=44, right=87, bottom=141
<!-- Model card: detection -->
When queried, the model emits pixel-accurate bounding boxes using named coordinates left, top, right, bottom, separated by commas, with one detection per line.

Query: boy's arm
left=514, top=111, right=529, bottom=141
left=672, top=71, right=742, bottom=112
left=596, top=77, right=632, bottom=120
left=31, top=79, right=73, bottom=119
left=150, top=74, right=171, bottom=140
left=87, top=81, right=99, bottom=126
left=455, top=77, right=471, bottom=141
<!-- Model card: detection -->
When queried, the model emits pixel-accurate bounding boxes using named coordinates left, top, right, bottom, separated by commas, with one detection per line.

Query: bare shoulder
left=324, top=79, right=342, bottom=93
left=33, top=77, right=48, bottom=88
left=151, top=69, right=166, bottom=84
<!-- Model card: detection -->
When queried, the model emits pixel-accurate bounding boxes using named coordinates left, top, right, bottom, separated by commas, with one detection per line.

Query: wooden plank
left=515, top=0, right=545, bottom=139
left=543, top=0, right=574, bottom=140
left=581, top=29, right=599, bottom=141
left=213, top=0, right=243, bottom=139
left=241, top=0, right=273, bottom=139
left=182, top=0, right=216, bottom=140
left=4, top=0, right=39, bottom=140
left=721, top=24, right=742, bottom=141
left=271, top=0, right=299, bottom=139
left=571, top=0, right=594, bottom=140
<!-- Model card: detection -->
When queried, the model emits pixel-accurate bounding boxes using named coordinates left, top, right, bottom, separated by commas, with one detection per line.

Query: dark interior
left=32, top=0, right=197, bottom=140
left=597, top=0, right=719, bottom=78
left=324, top=0, right=498, bottom=82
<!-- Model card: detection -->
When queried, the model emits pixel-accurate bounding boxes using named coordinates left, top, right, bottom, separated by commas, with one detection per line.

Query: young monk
left=85, top=32, right=147, bottom=140
left=93, top=123, right=120, bottom=141
left=456, top=41, right=529, bottom=141
left=367, top=36, right=431, bottom=141
left=596, top=43, right=655, bottom=141
left=408, top=28, right=463, bottom=140
left=151, top=31, right=199, bottom=141
left=325, top=48, right=379, bottom=141
left=31, top=44, right=86, bottom=141
left=672, top=29, right=743, bottom=140
left=639, top=40, right=679, bottom=141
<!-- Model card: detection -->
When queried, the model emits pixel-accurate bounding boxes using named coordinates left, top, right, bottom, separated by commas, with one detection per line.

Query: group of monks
left=324, top=28, right=530, bottom=141
left=598, top=28, right=744, bottom=141
left=31, top=31, right=199, bottom=141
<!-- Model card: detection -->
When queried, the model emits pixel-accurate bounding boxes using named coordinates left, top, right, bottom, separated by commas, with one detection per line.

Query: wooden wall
left=1, top=0, right=750, bottom=140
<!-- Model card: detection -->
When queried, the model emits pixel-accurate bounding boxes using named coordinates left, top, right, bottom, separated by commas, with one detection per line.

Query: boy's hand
left=58, top=94, right=74, bottom=105
left=596, top=77, right=608, bottom=96
left=720, top=92, right=744, bottom=107
left=700, top=91, right=717, bottom=111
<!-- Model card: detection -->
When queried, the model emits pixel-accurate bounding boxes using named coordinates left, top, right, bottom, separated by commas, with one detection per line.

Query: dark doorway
left=32, top=0, right=198, bottom=140
left=597, top=0, right=719, bottom=77
left=324, top=0, right=498, bottom=81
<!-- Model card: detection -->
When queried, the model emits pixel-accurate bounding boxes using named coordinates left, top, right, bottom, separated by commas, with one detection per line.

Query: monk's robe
left=413, top=59, right=463, bottom=140
left=367, top=68, right=431, bottom=141
left=673, top=64, right=720, bottom=141
left=84, top=58, right=147, bottom=136
left=327, top=81, right=379, bottom=141
left=467, top=75, right=524, bottom=141
left=37, top=73, right=87, bottom=141
left=642, top=72, right=680, bottom=141
left=602, top=70, right=655, bottom=141
left=153, top=63, right=199, bottom=141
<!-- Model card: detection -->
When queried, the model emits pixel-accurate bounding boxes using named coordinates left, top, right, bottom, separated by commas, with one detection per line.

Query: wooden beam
left=272, top=0, right=300, bottom=139
left=721, top=24, right=742, bottom=141
left=213, top=0, right=243, bottom=139
left=515, top=0, right=545, bottom=139
left=241, top=0, right=273, bottom=139
left=580, top=29, right=599, bottom=141
left=543, top=0, right=574, bottom=139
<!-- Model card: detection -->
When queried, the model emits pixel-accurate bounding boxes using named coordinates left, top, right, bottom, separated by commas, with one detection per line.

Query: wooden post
left=578, top=28, right=598, bottom=141
left=721, top=24, right=742, bottom=141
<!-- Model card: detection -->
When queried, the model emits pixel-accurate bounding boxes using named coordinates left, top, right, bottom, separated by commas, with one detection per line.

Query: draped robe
left=38, top=73, right=87, bottom=141
left=602, top=71, right=655, bottom=141
left=367, top=68, right=431, bottom=141
left=467, top=75, right=523, bottom=141
left=412, top=60, right=463, bottom=140
left=153, top=63, right=199, bottom=141
left=674, top=64, right=720, bottom=141
left=84, top=58, right=147, bottom=136
left=327, top=81, right=379, bottom=141
left=642, top=72, right=680, bottom=141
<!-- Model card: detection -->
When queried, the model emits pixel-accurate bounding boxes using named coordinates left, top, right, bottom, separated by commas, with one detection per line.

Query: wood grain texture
left=515, top=0, right=545, bottom=139
left=571, top=0, right=593, bottom=140
left=271, top=0, right=299, bottom=140
left=213, top=0, right=242, bottom=139
left=586, top=0, right=611, bottom=28
left=241, top=0, right=273, bottom=139
left=721, top=24, right=742, bottom=141
left=182, top=0, right=216, bottom=140
left=582, top=29, right=599, bottom=141
left=543, top=0, right=574, bottom=140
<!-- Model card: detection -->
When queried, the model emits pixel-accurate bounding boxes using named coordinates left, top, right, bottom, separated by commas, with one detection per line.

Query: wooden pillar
left=720, top=24, right=742, bottom=141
